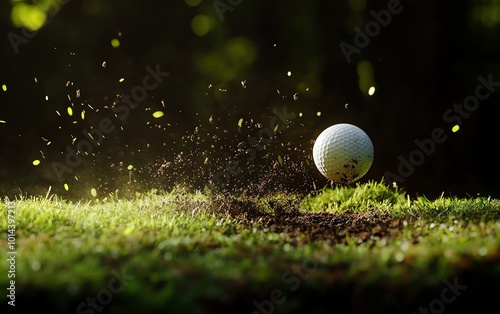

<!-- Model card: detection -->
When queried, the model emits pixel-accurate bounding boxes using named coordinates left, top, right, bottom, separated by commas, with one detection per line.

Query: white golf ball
left=313, top=123, right=374, bottom=184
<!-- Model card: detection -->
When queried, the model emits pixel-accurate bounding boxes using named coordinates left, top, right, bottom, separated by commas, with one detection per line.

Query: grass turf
left=1, top=181, right=500, bottom=313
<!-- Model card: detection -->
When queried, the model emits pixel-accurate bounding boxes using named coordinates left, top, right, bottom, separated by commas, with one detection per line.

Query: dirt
left=210, top=195, right=415, bottom=245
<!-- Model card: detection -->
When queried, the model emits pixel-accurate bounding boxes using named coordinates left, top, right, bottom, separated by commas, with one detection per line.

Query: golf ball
left=313, top=123, right=374, bottom=184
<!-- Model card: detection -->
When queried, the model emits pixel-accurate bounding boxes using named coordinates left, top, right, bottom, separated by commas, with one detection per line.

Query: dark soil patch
left=211, top=195, right=415, bottom=245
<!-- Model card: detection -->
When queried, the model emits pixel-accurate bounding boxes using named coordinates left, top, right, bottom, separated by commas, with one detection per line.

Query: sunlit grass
left=1, top=181, right=500, bottom=313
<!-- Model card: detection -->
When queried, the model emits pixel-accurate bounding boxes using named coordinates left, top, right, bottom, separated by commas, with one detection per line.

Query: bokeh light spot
left=153, top=111, right=164, bottom=118
left=11, top=4, right=47, bottom=31
left=111, top=38, right=120, bottom=48
left=357, top=60, right=375, bottom=97
left=192, top=15, right=214, bottom=36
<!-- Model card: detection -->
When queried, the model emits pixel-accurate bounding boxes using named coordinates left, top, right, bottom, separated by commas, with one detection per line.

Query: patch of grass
left=302, top=180, right=407, bottom=213
left=1, top=181, right=499, bottom=313
left=303, top=180, right=500, bottom=218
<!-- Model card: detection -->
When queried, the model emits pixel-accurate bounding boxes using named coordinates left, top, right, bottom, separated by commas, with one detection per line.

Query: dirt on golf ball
left=313, top=123, right=374, bottom=184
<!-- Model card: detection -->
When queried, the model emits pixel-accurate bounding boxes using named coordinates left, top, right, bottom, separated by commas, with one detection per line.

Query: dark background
left=1, top=0, right=499, bottom=200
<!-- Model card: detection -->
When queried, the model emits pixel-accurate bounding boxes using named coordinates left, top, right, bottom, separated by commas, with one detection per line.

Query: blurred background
left=0, top=0, right=499, bottom=200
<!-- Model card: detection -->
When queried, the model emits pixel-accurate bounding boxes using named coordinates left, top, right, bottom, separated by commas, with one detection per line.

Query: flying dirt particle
left=241, top=80, right=247, bottom=88
left=345, top=103, right=349, bottom=109
left=102, top=61, right=107, bottom=68
left=287, top=71, right=292, bottom=77
left=293, top=93, right=299, bottom=100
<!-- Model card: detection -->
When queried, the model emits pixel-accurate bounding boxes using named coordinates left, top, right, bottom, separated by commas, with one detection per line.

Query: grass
left=1, top=181, right=500, bottom=313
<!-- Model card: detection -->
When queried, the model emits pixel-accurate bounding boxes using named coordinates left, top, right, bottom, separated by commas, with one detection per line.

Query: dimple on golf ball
left=313, top=123, right=374, bottom=184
